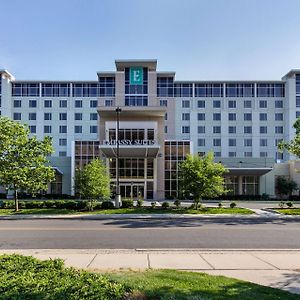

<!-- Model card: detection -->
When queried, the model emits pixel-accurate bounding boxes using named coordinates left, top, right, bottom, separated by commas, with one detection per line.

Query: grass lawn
left=0, top=254, right=297, bottom=300
left=0, top=207, right=254, bottom=215
left=274, top=208, right=300, bottom=215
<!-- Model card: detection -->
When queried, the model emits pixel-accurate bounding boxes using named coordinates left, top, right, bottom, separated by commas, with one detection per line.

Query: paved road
left=0, top=218, right=300, bottom=249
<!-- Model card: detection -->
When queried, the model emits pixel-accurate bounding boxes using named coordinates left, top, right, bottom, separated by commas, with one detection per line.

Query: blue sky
left=2, top=0, right=300, bottom=81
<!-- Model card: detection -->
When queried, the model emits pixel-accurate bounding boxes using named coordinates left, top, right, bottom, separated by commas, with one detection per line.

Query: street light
left=115, top=107, right=122, bottom=208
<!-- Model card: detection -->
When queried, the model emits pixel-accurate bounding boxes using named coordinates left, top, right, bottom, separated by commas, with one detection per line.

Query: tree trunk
left=14, top=189, right=19, bottom=212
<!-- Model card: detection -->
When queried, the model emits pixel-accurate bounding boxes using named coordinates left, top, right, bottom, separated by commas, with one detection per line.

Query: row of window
left=182, top=126, right=284, bottom=134
left=28, top=125, right=98, bottom=134
left=13, top=99, right=98, bottom=108
left=13, top=112, right=98, bottom=121
left=199, top=151, right=283, bottom=159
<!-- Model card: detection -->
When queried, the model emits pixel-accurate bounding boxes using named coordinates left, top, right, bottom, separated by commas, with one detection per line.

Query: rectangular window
left=165, top=113, right=168, bottom=120
left=182, top=100, right=190, bottom=108
left=75, top=100, right=82, bottom=108
left=44, top=113, right=52, bottom=121
left=244, top=126, right=252, bottom=134
left=275, top=126, right=283, bottom=134
left=260, top=126, right=267, bottom=134
left=13, top=100, right=21, bottom=108
left=59, top=151, right=67, bottom=157
left=275, top=138, right=283, bottom=146
left=228, top=126, right=236, bottom=134
left=296, top=97, right=300, bottom=108
left=59, top=113, right=67, bottom=121
left=213, top=113, right=221, bottom=121
left=197, top=100, right=205, bottom=108
left=195, top=83, right=223, bottom=97
left=75, top=113, right=82, bottom=120
left=13, top=112, right=21, bottom=120
left=59, top=100, right=67, bottom=108
left=105, top=99, right=113, bottom=106
left=244, top=100, right=252, bottom=108
left=198, top=126, right=205, bottom=134
left=44, top=100, right=52, bottom=108
left=90, top=100, right=97, bottom=108
left=244, top=113, right=252, bottom=121
left=75, top=125, right=82, bottom=134
left=260, top=152, right=268, bottom=158
left=228, top=100, right=236, bottom=108
left=29, top=125, right=36, bottom=134
left=213, top=100, right=221, bottom=108
left=182, top=126, right=190, bottom=134
left=28, top=112, right=36, bottom=120
left=214, top=152, right=221, bottom=157
left=182, top=113, right=190, bottom=121
left=29, top=100, right=37, bottom=108
left=228, top=113, right=236, bottom=121
left=276, top=152, right=284, bottom=160
left=90, top=126, right=98, bottom=134
left=213, top=139, right=221, bottom=146
left=244, top=139, right=252, bottom=147
left=59, top=138, right=67, bottom=146
left=260, top=139, right=268, bottom=147
left=59, top=125, right=67, bottom=134
left=198, top=113, right=205, bottom=121
left=90, top=113, right=98, bottom=120
left=244, top=152, right=252, bottom=157
left=198, top=138, right=205, bottom=147
left=260, top=113, right=267, bottom=121
left=213, top=126, right=221, bottom=134
left=275, top=100, right=283, bottom=108
left=275, top=113, right=283, bottom=121
left=297, top=111, right=300, bottom=118
left=160, top=99, right=168, bottom=107
left=44, top=125, right=52, bottom=134
left=229, top=138, right=236, bottom=147
left=229, top=152, right=236, bottom=157
left=259, top=100, right=267, bottom=108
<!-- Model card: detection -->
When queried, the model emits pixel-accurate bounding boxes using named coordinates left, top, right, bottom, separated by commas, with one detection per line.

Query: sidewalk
left=1, top=249, right=299, bottom=295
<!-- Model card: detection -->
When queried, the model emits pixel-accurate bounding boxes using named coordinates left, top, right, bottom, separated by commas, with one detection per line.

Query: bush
left=137, top=199, right=144, bottom=207
left=230, top=202, right=237, bottom=208
left=54, top=200, right=66, bottom=209
left=218, top=202, right=223, bottom=208
left=62, top=200, right=78, bottom=210
left=18, top=201, right=26, bottom=209
left=286, top=201, right=293, bottom=208
left=101, top=201, right=114, bottom=209
left=93, top=202, right=102, bottom=210
left=44, top=200, right=56, bottom=208
left=162, top=202, right=170, bottom=209
left=174, top=199, right=181, bottom=208
left=278, top=201, right=285, bottom=208
left=121, top=199, right=134, bottom=208
left=25, top=201, right=44, bottom=209
left=2, top=200, right=14, bottom=209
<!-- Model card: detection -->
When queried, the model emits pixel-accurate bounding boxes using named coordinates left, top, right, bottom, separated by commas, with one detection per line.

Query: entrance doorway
left=120, top=183, right=144, bottom=199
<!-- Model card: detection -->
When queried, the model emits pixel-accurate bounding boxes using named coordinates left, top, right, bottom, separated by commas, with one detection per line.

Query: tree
left=74, top=159, right=110, bottom=210
left=0, top=117, right=55, bottom=211
left=276, top=176, right=298, bottom=198
left=179, top=152, right=228, bottom=208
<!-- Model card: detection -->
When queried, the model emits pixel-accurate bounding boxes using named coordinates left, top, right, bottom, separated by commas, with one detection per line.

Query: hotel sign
left=130, top=67, right=143, bottom=85
left=103, top=140, right=156, bottom=146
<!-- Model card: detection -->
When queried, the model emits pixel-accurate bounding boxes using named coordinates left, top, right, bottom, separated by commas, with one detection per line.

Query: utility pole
left=115, top=107, right=122, bottom=208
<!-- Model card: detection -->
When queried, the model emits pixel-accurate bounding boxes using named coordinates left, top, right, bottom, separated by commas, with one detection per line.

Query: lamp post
left=115, top=107, right=122, bottom=208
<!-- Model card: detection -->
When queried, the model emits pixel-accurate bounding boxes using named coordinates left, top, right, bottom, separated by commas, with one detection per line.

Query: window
left=28, top=113, right=36, bottom=120
left=198, top=113, right=205, bottom=121
left=165, top=126, right=168, bottom=133
left=59, top=100, right=67, bottom=108
left=44, top=100, right=52, bottom=108
left=12, top=83, right=40, bottom=97
left=44, top=113, right=52, bottom=121
left=59, top=138, right=67, bottom=146
left=75, top=126, right=82, bottom=134
left=228, top=126, right=236, bottom=134
left=90, top=113, right=97, bottom=120
left=275, top=126, right=283, bottom=134
left=275, top=113, right=283, bottom=121
left=198, top=152, right=205, bottom=157
left=198, top=126, right=205, bottom=134
left=229, top=138, right=236, bottom=146
left=213, top=139, right=221, bottom=146
left=213, top=126, right=221, bottom=134
left=260, top=113, right=267, bottom=121
left=228, top=100, right=236, bottom=108
left=297, top=97, right=300, bottom=108
left=75, top=113, right=82, bottom=120
left=90, top=126, right=97, bottom=134
left=59, top=125, right=67, bottom=134
left=259, top=100, right=267, bottom=108
left=13, top=113, right=21, bottom=120
left=213, top=100, right=221, bottom=108
left=59, top=151, right=67, bottom=157
left=29, top=125, right=36, bottom=134
left=244, top=126, right=252, bottom=134
left=260, top=139, right=268, bottom=147
left=75, top=100, right=82, bottom=108
left=260, top=126, right=267, bottom=134
left=182, top=126, right=190, bottom=134
left=276, top=152, right=284, bottom=160
left=229, top=152, right=236, bottom=157
left=213, top=113, right=221, bottom=121
left=257, top=83, right=285, bottom=97
left=197, top=100, right=205, bottom=108
left=42, top=83, right=70, bottom=97
left=105, top=99, right=113, bottom=106
left=228, top=113, right=236, bottom=121
left=182, top=100, right=190, bottom=108
left=195, top=83, right=223, bottom=97
left=165, top=113, right=168, bottom=120
left=44, top=125, right=51, bottom=134
left=244, top=100, right=252, bottom=108
left=160, top=99, right=168, bottom=107
left=260, top=152, right=268, bottom=158
left=244, top=152, right=252, bottom=157
left=226, top=83, right=254, bottom=97
left=29, top=100, right=37, bottom=108
left=214, top=152, right=221, bottom=157
left=14, top=100, right=21, bottom=108
left=244, top=139, right=252, bottom=147
left=59, top=113, right=67, bottom=121
left=244, top=113, right=252, bottom=121
left=198, top=138, right=205, bottom=147
left=275, top=138, right=283, bottom=146
left=182, top=113, right=190, bottom=121
left=275, top=100, right=283, bottom=108
left=90, top=100, right=97, bottom=108
left=297, top=111, right=300, bottom=118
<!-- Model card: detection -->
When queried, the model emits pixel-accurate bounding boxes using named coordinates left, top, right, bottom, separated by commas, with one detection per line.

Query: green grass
left=0, top=207, right=254, bottom=215
left=1, top=255, right=298, bottom=300
left=274, top=208, right=300, bottom=215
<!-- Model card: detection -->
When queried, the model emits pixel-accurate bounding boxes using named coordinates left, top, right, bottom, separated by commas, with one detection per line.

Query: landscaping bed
left=273, top=208, right=300, bottom=215
left=0, top=254, right=298, bottom=300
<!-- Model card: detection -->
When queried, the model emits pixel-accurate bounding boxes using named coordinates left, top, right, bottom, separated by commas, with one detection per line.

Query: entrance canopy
left=228, top=167, right=272, bottom=176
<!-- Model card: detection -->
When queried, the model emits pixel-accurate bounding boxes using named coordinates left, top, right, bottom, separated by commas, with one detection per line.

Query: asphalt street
left=0, top=218, right=300, bottom=249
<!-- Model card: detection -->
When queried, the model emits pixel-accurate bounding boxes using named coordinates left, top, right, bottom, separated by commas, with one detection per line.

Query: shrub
left=278, top=201, right=285, bottom=208
left=174, top=199, right=181, bottom=208
left=62, top=200, right=78, bottom=210
left=286, top=201, right=293, bottom=208
left=218, top=202, right=223, bottom=208
left=230, top=202, right=237, bottom=208
left=18, top=201, right=26, bottom=209
left=162, top=202, right=170, bottom=209
left=121, top=199, right=134, bottom=208
left=101, top=201, right=114, bottom=209
left=93, top=202, right=102, bottom=210
left=54, top=200, right=66, bottom=209
left=76, top=200, right=89, bottom=210
left=137, top=199, right=143, bottom=207
left=25, top=201, right=44, bottom=209
left=2, top=201, right=14, bottom=209
left=44, top=200, right=56, bottom=208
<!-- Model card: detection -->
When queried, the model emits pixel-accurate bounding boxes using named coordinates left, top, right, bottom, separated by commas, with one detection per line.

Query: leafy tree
left=276, top=176, right=298, bottom=198
left=74, top=159, right=110, bottom=210
left=179, top=152, right=228, bottom=208
left=0, top=117, right=55, bottom=211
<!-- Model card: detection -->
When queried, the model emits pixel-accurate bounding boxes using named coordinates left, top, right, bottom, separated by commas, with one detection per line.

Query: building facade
left=1, top=60, right=300, bottom=199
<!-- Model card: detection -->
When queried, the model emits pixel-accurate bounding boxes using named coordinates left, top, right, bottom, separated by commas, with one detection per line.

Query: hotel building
left=1, top=59, right=300, bottom=199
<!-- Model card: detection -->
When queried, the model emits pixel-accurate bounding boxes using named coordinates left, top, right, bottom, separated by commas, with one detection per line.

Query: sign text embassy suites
left=1, top=59, right=300, bottom=199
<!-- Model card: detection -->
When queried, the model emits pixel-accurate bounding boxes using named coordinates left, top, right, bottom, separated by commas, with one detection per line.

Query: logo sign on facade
left=130, top=67, right=143, bottom=85
left=104, top=140, right=156, bottom=146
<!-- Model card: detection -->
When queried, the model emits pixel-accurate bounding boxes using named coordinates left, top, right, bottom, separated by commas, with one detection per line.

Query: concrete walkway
left=1, top=249, right=299, bottom=295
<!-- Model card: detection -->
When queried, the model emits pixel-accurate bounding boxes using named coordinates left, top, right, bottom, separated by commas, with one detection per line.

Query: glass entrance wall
left=108, top=128, right=155, bottom=141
